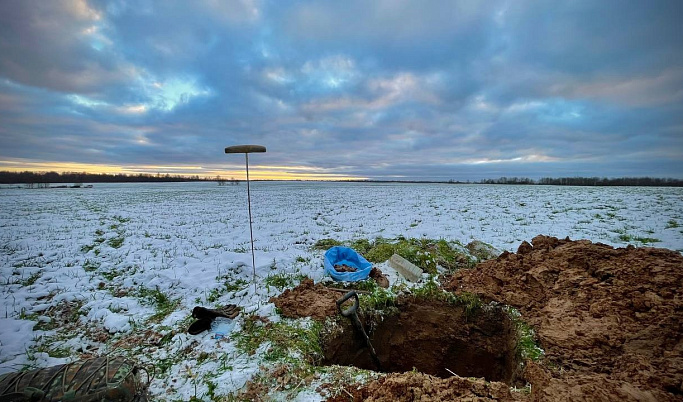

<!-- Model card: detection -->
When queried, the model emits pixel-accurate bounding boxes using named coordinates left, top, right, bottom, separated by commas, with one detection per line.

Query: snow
left=0, top=319, right=35, bottom=371
left=1, top=181, right=682, bottom=399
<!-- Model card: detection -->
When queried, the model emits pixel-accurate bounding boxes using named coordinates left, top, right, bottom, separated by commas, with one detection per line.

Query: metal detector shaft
left=336, top=291, right=382, bottom=370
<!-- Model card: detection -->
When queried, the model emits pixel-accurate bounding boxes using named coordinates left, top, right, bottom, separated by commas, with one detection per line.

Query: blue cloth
left=324, top=246, right=372, bottom=282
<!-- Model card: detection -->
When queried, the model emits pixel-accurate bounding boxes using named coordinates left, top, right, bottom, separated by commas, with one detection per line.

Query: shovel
left=336, top=291, right=382, bottom=371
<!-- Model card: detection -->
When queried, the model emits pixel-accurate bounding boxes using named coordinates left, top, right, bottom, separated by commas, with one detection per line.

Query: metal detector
left=225, top=145, right=266, bottom=293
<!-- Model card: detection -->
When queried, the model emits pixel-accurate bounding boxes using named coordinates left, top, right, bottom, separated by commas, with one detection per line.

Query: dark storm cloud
left=0, top=0, right=681, bottom=179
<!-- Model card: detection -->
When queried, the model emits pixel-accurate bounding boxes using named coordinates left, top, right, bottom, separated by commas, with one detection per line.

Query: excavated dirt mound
left=444, top=235, right=683, bottom=401
left=270, top=278, right=342, bottom=320
left=327, top=371, right=524, bottom=402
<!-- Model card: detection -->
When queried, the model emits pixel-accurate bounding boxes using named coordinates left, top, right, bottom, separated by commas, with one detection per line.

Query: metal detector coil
left=225, top=145, right=266, bottom=154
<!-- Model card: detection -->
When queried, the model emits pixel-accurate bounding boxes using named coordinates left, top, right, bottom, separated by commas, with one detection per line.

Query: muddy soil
left=444, top=235, right=683, bottom=401
left=326, top=371, right=521, bottom=402
left=322, top=299, right=520, bottom=383
left=270, top=278, right=342, bottom=320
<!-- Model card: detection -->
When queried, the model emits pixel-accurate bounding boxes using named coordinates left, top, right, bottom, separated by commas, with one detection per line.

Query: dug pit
left=321, top=299, right=522, bottom=384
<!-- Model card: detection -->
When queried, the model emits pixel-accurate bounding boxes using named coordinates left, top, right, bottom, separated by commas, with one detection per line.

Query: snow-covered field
left=1, top=181, right=682, bottom=399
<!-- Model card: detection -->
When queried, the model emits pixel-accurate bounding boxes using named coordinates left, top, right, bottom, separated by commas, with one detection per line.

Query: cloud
left=0, top=0, right=681, bottom=180
left=0, top=0, right=130, bottom=93
left=555, top=69, right=683, bottom=107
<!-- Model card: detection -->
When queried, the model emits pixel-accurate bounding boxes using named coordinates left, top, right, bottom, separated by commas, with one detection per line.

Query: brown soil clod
left=369, top=267, right=389, bottom=288
left=269, top=278, right=342, bottom=320
left=334, top=264, right=357, bottom=272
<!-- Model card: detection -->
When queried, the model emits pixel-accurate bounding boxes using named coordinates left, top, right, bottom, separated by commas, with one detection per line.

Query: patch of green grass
left=456, top=292, right=484, bottom=317
left=618, top=233, right=633, bottom=242
left=83, top=259, right=99, bottom=272
left=31, top=339, right=73, bottom=360
left=107, top=236, right=125, bottom=249
left=349, top=279, right=379, bottom=292
left=410, top=276, right=456, bottom=304
left=101, top=268, right=121, bottom=281
left=349, top=238, right=372, bottom=255
left=33, top=318, right=58, bottom=331
left=359, top=286, right=396, bottom=312
left=409, top=277, right=483, bottom=317
left=136, top=287, right=181, bottom=322
left=433, top=239, right=475, bottom=270
left=634, top=236, right=661, bottom=244
left=206, top=278, right=250, bottom=302
left=505, top=307, right=544, bottom=361
left=410, top=276, right=447, bottom=300
left=157, top=330, right=176, bottom=347
left=47, top=346, right=71, bottom=358
left=20, top=271, right=42, bottom=286
left=355, top=276, right=483, bottom=319
left=348, top=237, right=474, bottom=274
left=393, top=238, right=437, bottom=274
left=149, top=346, right=188, bottom=377
left=206, top=288, right=222, bottom=303
left=234, top=316, right=323, bottom=365
left=223, top=278, right=249, bottom=292
left=666, top=219, right=679, bottom=229
left=313, top=238, right=343, bottom=250
left=364, top=242, right=395, bottom=263
left=81, top=244, right=96, bottom=253
left=204, top=378, right=218, bottom=400
left=19, top=309, right=37, bottom=320
left=113, top=215, right=130, bottom=223
left=101, top=265, right=138, bottom=281
left=295, top=256, right=310, bottom=263
left=264, top=273, right=308, bottom=290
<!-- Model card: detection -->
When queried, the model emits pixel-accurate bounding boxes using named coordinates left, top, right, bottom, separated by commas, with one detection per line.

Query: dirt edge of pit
left=321, top=297, right=524, bottom=385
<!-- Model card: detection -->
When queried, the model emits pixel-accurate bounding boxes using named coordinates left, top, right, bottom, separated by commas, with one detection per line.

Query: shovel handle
left=336, top=291, right=359, bottom=317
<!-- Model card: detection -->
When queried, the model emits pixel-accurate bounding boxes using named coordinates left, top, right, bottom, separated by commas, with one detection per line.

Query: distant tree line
left=215, top=175, right=240, bottom=186
left=2, top=170, right=681, bottom=187
left=476, top=176, right=683, bottom=186
left=0, top=171, right=216, bottom=184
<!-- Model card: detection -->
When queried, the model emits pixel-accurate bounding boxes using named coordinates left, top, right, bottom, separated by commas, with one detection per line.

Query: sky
left=0, top=0, right=682, bottom=181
